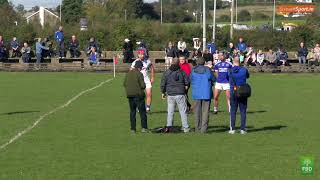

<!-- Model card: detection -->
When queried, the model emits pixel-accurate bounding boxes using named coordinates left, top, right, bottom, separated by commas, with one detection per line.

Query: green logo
left=300, top=156, right=314, bottom=175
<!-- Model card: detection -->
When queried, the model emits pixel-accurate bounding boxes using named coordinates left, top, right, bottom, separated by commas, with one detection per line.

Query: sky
left=10, top=0, right=159, bottom=10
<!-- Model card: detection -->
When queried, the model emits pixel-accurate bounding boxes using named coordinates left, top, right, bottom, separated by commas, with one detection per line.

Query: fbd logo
left=300, top=156, right=314, bottom=175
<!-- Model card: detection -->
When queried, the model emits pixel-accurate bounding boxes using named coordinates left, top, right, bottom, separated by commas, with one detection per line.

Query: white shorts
left=215, top=83, right=230, bottom=91
left=145, top=78, right=152, bottom=89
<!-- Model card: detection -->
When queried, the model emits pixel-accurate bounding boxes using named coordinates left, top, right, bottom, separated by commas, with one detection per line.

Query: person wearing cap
left=190, top=57, right=216, bottom=133
left=123, top=38, right=134, bottom=63
left=226, top=56, right=250, bottom=135
left=124, top=61, right=148, bottom=133
left=161, top=58, right=190, bottom=133
left=131, top=49, right=155, bottom=112
left=213, top=52, right=233, bottom=114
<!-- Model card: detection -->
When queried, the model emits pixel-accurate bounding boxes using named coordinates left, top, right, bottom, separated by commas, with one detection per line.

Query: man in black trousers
left=124, top=61, right=148, bottom=133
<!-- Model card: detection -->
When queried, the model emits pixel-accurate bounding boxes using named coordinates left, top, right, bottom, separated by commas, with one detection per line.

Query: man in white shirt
left=131, top=49, right=155, bottom=112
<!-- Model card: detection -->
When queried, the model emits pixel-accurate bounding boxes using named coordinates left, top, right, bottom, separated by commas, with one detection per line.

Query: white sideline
left=0, top=78, right=113, bottom=150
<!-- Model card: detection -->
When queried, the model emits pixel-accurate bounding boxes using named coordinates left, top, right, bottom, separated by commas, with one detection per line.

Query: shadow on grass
left=151, top=110, right=267, bottom=115
left=207, top=126, right=254, bottom=133
left=247, top=125, right=287, bottom=133
left=0, top=111, right=40, bottom=116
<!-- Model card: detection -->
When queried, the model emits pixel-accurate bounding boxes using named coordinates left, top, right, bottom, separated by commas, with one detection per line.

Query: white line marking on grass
left=0, top=78, right=113, bottom=150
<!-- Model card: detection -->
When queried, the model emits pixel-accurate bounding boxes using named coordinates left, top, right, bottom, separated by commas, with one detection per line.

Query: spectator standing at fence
left=88, top=47, right=100, bottom=66
left=123, top=38, right=134, bottom=63
left=69, top=35, right=80, bottom=58
left=21, top=42, right=31, bottom=63
left=265, top=48, right=277, bottom=66
left=191, top=57, right=215, bottom=133
left=165, top=41, right=178, bottom=68
left=161, top=58, right=190, bottom=133
left=131, top=49, right=155, bottom=112
left=207, top=42, right=217, bottom=55
left=124, top=60, right=148, bottom=133
left=55, top=26, right=65, bottom=59
left=237, top=37, right=247, bottom=54
left=227, top=56, right=250, bottom=135
left=36, top=38, right=49, bottom=64
left=0, top=36, right=6, bottom=59
left=213, top=52, right=233, bottom=114
left=10, top=37, right=19, bottom=58
left=297, top=42, right=308, bottom=66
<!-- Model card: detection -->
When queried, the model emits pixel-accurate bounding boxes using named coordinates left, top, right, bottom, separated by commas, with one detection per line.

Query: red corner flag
left=114, top=56, right=118, bottom=65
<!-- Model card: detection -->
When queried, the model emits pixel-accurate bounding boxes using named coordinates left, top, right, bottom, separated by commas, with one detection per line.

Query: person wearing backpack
left=160, top=58, right=190, bottom=133
left=227, top=56, right=250, bottom=135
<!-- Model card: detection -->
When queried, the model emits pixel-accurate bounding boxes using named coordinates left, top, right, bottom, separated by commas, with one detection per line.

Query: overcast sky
left=10, top=0, right=159, bottom=10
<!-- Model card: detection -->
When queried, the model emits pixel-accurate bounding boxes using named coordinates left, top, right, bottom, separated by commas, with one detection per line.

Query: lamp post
left=203, top=0, right=206, bottom=51
left=273, top=0, right=276, bottom=29
left=230, top=0, right=234, bottom=39
left=161, top=0, right=163, bottom=24
left=212, top=0, right=216, bottom=42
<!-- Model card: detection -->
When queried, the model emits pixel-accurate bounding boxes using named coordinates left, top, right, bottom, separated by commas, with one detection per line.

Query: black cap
left=134, top=61, right=143, bottom=69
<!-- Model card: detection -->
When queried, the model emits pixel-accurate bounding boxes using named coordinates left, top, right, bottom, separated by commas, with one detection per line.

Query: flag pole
left=113, top=55, right=116, bottom=78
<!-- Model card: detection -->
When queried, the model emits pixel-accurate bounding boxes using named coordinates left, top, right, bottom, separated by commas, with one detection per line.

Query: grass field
left=0, top=72, right=319, bottom=179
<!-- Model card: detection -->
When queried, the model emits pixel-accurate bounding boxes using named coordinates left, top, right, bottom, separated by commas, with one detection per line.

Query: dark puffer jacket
left=160, top=64, right=189, bottom=96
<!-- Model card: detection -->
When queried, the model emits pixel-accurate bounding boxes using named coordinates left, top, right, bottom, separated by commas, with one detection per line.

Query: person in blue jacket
left=190, top=57, right=216, bottom=133
left=227, top=56, right=250, bottom=135
left=207, top=42, right=217, bottom=54
left=236, top=37, right=247, bottom=54
left=55, top=26, right=65, bottom=58
left=36, top=38, right=49, bottom=64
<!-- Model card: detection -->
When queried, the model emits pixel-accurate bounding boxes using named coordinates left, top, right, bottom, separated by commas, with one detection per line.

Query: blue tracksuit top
left=55, top=31, right=64, bottom=42
left=227, top=66, right=250, bottom=93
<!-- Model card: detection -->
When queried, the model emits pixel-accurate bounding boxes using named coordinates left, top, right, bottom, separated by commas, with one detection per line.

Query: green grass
left=0, top=72, right=319, bottom=179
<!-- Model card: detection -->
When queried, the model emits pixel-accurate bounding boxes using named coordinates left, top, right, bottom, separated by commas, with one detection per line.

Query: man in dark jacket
left=190, top=57, right=216, bottom=133
left=227, top=56, right=250, bottom=135
left=124, top=61, right=148, bottom=133
left=160, top=58, right=190, bottom=133
left=297, top=42, right=308, bottom=66
left=123, top=38, right=134, bottom=63
left=69, top=35, right=80, bottom=58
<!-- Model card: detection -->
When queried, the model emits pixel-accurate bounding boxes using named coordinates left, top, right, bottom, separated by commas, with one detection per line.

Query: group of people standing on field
left=124, top=39, right=250, bottom=134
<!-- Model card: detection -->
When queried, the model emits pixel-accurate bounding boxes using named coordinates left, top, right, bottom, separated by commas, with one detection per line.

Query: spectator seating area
left=0, top=51, right=319, bottom=73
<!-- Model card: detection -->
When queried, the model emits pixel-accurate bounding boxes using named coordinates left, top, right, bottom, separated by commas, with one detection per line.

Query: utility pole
left=203, top=0, right=206, bottom=51
left=125, top=9, right=127, bottom=22
left=273, top=0, right=276, bottom=29
left=161, top=0, right=163, bottom=24
left=230, top=0, right=234, bottom=40
left=212, top=0, right=216, bottom=42
left=60, top=0, right=62, bottom=22
left=235, top=0, right=238, bottom=24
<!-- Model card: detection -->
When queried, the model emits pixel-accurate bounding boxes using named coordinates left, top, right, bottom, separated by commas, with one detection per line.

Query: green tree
left=126, top=0, right=144, bottom=18
left=0, top=0, right=8, bottom=5
left=61, top=0, right=84, bottom=24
